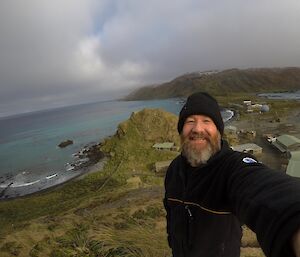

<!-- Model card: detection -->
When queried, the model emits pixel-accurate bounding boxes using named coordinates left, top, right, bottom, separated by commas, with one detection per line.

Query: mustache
left=181, top=132, right=211, bottom=145
left=189, top=132, right=209, bottom=140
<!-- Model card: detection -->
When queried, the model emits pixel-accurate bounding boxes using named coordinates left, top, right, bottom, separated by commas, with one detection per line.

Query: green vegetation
left=0, top=109, right=178, bottom=257
left=125, top=67, right=300, bottom=100
left=3, top=104, right=297, bottom=256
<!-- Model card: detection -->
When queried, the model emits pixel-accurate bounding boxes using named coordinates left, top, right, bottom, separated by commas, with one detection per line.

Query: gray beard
left=181, top=133, right=221, bottom=167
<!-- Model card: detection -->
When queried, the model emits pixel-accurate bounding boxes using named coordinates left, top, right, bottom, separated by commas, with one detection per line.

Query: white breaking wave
left=66, top=164, right=75, bottom=171
left=12, top=180, right=41, bottom=187
left=46, top=173, right=58, bottom=179
left=0, top=179, right=41, bottom=188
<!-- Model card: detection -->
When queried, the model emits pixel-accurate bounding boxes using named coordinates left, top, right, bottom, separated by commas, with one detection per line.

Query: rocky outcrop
left=101, top=108, right=180, bottom=158
left=69, top=143, right=106, bottom=171
left=58, top=139, right=73, bottom=148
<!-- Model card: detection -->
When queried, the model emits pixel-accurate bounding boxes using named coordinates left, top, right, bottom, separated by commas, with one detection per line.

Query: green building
left=287, top=151, right=300, bottom=178
left=272, top=134, right=300, bottom=153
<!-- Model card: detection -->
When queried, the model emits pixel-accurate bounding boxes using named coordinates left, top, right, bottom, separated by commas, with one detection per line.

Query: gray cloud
left=1, top=0, right=300, bottom=117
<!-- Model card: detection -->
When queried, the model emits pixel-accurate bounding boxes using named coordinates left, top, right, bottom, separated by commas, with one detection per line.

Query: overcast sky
left=1, top=0, right=300, bottom=117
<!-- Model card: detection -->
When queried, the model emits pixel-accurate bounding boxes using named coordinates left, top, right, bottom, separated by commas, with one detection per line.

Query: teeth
left=191, top=136, right=205, bottom=140
left=189, top=133, right=207, bottom=140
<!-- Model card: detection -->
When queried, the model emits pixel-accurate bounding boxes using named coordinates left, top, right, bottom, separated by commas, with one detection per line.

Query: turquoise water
left=0, top=99, right=182, bottom=178
left=0, top=99, right=235, bottom=198
left=4, top=89, right=299, bottom=180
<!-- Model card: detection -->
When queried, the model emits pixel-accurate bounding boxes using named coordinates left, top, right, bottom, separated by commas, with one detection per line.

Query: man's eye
left=185, top=120, right=195, bottom=124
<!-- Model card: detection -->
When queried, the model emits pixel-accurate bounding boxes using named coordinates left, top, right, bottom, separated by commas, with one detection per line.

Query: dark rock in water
left=58, top=140, right=73, bottom=148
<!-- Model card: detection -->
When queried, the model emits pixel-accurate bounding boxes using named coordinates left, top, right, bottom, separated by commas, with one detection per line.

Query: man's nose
left=191, top=121, right=205, bottom=133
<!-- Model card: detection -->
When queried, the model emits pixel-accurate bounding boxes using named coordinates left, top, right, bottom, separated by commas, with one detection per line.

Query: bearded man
left=164, top=92, right=300, bottom=257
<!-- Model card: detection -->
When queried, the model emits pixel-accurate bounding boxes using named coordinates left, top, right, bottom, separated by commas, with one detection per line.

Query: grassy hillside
left=0, top=108, right=265, bottom=257
left=126, top=67, right=300, bottom=100
left=0, top=109, right=179, bottom=257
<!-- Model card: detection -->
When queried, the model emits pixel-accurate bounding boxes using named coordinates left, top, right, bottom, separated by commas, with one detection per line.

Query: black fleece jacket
left=164, top=140, right=300, bottom=257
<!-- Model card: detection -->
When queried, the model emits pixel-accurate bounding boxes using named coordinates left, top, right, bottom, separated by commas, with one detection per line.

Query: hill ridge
left=125, top=67, right=300, bottom=100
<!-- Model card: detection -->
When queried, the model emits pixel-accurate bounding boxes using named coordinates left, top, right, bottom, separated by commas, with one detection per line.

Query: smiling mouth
left=189, top=134, right=207, bottom=141
left=191, top=137, right=205, bottom=140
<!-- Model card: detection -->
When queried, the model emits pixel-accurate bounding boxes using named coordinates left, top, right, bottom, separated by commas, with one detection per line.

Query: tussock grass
left=0, top=173, right=124, bottom=237
left=0, top=108, right=276, bottom=257
left=0, top=241, right=23, bottom=256
left=91, top=222, right=170, bottom=257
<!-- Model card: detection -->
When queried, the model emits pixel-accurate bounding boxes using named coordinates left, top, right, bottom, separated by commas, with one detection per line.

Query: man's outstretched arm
left=226, top=155, right=300, bottom=257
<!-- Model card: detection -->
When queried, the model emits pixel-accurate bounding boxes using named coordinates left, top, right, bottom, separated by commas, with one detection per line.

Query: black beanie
left=177, top=92, right=224, bottom=135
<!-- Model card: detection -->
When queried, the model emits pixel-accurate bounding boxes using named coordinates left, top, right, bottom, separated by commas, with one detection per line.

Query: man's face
left=180, top=114, right=221, bottom=167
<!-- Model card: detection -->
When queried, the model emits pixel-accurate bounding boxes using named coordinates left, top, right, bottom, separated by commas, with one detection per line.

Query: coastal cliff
left=0, top=109, right=180, bottom=257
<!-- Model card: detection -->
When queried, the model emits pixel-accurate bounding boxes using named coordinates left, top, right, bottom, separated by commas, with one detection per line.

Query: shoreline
left=1, top=102, right=299, bottom=201
left=0, top=144, right=107, bottom=200
left=0, top=108, right=238, bottom=201
left=0, top=159, right=107, bottom=201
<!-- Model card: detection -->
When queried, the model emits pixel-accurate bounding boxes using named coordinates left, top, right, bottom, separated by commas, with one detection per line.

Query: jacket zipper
left=185, top=205, right=194, bottom=248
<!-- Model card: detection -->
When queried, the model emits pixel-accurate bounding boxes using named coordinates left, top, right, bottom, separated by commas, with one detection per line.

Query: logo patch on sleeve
left=242, top=157, right=257, bottom=164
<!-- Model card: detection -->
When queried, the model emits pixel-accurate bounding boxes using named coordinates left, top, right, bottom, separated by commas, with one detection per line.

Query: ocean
left=258, top=90, right=300, bottom=100
left=0, top=99, right=233, bottom=198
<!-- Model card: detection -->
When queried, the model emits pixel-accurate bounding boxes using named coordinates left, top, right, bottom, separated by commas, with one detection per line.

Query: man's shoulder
left=220, top=149, right=263, bottom=174
left=165, top=155, right=185, bottom=178
left=230, top=150, right=258, bottom=163
left=169, top=154, right=183, bottom=168
left=221, top=141, right=259, bottom=163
